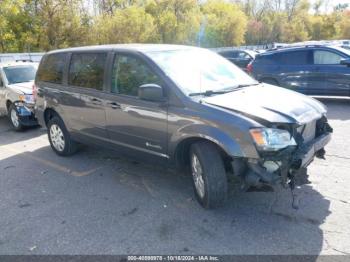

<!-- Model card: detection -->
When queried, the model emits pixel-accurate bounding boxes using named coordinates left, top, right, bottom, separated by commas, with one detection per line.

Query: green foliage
left=244, top=0, right=350, bottom=44
left=336, top=10, right=350, bottom=39
left=1, top=0, right=350, bottom=52
left=36, top=0, right=91, bottom=50
left=92, top=6, right=156, bottom=44
left=145, top=0, right=201, bottom=44
left=201, top=0, right=247, bottom=47
left=0, top=0, right=23, bottom=52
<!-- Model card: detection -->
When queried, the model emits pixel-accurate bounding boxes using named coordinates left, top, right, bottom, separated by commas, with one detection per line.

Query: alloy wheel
left=50, top=124, right=65, bottom=152
left=10, top=108, right=19, bottom=128
left=191, top=153, right=205, bottom=199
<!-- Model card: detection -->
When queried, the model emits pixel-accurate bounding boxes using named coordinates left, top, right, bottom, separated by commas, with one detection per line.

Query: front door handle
left=108, top=102, right=121, bottom=109
left=91, top=98, right=102, bottom=105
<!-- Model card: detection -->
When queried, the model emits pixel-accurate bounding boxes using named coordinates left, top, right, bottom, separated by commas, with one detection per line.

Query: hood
left=203, top=84, right=327, bottom=125
left=7, top=81, right=34, bottom=95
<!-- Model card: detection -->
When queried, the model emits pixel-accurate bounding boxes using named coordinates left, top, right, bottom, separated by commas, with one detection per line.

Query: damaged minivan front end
left=203, top=84, right=333, bottom=196
left=242, top=116, right=332, bottom=192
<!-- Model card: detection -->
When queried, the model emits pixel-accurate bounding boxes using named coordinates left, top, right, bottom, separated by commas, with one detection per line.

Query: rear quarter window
left=36, top=53, right=66, bottom=84
left=237, top=51, right=251, bottom=59
left=219, top=51, right=238, bottom=58
left=276, top=50, right=311, bottom=65
left=255, top=54, right=277, bottom=65
left=68, top=53, right=107, bottom=90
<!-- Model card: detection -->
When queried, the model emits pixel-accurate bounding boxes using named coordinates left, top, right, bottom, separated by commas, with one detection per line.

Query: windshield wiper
left=188, top=90, right=231, bottom=97
left=232, top=82, right=260, bottom=89
left=188, top=82, right=260, bottom=97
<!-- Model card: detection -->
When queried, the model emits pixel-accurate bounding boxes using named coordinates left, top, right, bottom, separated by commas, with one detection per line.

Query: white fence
left=0, top=53, right=44, bottom=63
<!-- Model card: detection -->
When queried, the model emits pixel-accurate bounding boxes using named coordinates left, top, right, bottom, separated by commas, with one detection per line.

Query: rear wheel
left=8, top=104, right=24, bottom=131
left=47, top=116, right=78, bottom=156
left=190, top=141, right=228, bottom=209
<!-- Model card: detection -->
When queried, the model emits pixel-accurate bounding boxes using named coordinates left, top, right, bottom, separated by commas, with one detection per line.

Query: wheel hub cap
left=10, top=109, right=19, bottom=128
left=50, top=124, right=65, bottom=152
left=191, top=154, right=205, bottom=198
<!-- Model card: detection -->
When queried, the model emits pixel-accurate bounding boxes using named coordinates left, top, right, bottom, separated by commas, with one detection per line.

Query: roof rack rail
left=266, top=43, right=329, bottom=51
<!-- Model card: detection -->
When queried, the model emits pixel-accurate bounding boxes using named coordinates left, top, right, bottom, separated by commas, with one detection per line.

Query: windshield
left=3, top=65, right=37, bottom=84
left=332, top=46, right=350, bottom=56
left=146, top=48, right=258, bottom=96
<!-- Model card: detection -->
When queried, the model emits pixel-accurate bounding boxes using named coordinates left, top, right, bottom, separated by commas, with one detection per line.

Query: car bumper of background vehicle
left=16, top=105, right=38, bottom=126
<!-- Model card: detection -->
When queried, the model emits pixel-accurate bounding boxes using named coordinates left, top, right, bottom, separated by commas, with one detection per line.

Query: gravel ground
left=0, top=97, right=349, bottom=255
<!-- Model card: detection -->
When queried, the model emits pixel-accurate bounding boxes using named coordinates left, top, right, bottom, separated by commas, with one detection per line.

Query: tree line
left=0, top=0, right=349, bottom=53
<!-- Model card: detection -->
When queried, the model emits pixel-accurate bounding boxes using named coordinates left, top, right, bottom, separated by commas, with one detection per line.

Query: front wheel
left=8, top=104, right=24, bottom=131
left=47, top=116, right=78, bottom=156
left=190, top=141, right=228, bottom=209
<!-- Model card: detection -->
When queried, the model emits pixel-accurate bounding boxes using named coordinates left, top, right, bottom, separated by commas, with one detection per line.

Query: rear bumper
left=34, top=106, right=45, bottom=127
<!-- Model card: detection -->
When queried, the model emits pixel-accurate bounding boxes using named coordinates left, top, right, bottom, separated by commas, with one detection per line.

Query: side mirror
left=0, top=78, right=3, bottom=88
left=138, top=84, right=164, bottom=102
left=340, top=58, right=350, bottom=67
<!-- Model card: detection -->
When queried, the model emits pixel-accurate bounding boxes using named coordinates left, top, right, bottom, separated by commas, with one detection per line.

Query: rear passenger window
left=314, top=50, right=344, bottom=64
left=68, top=53, right=106, bottom=90
left=111, top=55, right=162, bottom=96
left=278, top=51, right=310, bottom=65
left=256, top=55, right=276, bottom=65
left=37, top=53, right=66, bottom=84
left=238, top=52, right=250, bottom=59
left=219, top=51, right=237, bottom=58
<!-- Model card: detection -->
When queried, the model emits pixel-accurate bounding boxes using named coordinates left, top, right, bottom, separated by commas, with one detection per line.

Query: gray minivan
left=34, top=44, right=332, bottom=209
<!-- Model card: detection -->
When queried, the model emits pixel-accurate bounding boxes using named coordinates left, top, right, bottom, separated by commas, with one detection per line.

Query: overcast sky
left=309, top=0, right=350, bottom=13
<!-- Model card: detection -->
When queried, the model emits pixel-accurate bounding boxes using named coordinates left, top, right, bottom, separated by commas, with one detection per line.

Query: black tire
left=261, top=78, right=279, bottom=86
left=189, top=141, right=228, bottom=209
left=47, top=116, right=78, bottom=156
left=8, top=103, right=24, bottom=131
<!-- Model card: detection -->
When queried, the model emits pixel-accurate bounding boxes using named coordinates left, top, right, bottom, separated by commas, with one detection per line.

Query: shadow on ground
left=0, top=116, right=43, bottom=146
left=0, top=142, right=331, bottom=255
left=2, top=98, right=347, bottom=255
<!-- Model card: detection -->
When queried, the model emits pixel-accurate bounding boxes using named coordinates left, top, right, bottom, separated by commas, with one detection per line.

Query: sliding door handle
left=90, top=98, right=102, bottom=105
left=108, top=102, right=121, bottom=109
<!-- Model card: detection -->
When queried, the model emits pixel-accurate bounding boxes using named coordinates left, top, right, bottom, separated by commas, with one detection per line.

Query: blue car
left=249, top=45, right=350, bottom=97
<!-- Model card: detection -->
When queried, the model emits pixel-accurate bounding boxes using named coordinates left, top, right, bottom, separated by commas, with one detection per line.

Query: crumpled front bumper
left=294, top=132, right=331, bottom=168
left=240, top=119, right=332, bottom=189
left=14, top=101, right=38, bottom=126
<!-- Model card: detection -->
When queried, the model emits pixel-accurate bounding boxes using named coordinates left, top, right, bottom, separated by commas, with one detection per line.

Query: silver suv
left=0, top=62, right=38, bottom=130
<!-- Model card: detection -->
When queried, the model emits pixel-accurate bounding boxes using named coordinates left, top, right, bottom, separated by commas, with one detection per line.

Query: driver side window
left=111, top=55, right=162, bottom=96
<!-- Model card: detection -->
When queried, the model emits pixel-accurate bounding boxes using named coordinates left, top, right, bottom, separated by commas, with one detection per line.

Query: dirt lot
left=0, top=98, right=349, bottom=255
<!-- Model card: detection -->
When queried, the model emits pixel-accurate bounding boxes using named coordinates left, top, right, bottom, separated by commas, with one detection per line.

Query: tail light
left=246, top=62, right=253, bottom=73
left=32, top=83, right=38, bottom=102
left=246, top=61, right=253, bottom=74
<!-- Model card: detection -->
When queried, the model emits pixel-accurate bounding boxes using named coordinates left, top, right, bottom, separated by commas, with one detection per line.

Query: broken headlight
left=250, top=128, right=297, bottom=151
left=18, top=94, right=34, bottom=104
